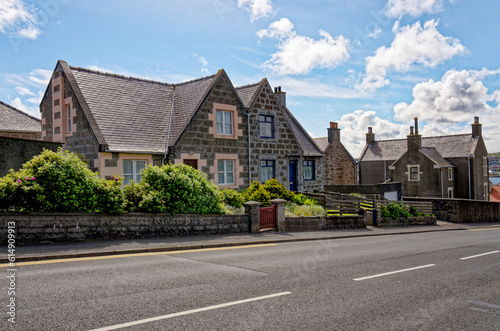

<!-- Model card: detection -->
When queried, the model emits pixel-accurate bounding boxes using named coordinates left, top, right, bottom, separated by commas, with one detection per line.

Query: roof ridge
left=235, top=81, right=262, bottom=90
left=175, top=72, right=218, bottom=86
left=375, top=133, right=472, bottom=143
left=70, top=65, right=174, bottom=86
left=0, top=100, right=41, bottom=122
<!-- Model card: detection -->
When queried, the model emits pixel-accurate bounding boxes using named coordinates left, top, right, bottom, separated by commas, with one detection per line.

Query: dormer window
left=408, top=165, right=420, bottom=181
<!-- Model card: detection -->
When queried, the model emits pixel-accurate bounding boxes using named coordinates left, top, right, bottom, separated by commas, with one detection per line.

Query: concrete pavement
left=6, top=221, right=500, bottom=263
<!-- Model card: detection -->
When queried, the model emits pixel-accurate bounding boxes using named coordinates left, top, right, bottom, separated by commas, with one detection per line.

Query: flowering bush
left=220, top=189, right=244, bottom=208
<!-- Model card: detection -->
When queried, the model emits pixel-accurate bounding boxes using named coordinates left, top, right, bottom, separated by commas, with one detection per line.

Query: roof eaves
left=282, top=106, right=323, bottom=156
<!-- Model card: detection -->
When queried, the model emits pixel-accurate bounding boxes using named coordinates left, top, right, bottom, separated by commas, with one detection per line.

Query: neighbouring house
left=0, top=100, right=62, bottom=176
left=359, top=117, right=489, bottom=200
left=490, top=185, right=500, bottom=202
left=314, top=122, right=357, bottom=185
left=236, top=81, right=323, bottom=192
left=39, top=60, right=323, bottom=191
left=0, top=100, right=41, bottom=139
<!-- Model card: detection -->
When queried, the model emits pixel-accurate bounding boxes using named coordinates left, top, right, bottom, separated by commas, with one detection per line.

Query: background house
left=359, top=117, right=489, bottom=200
left=40, top=60, right=323, bottom=191
left=314, top=122, right=357, bottom=186
left=0, top=101, right=41, bottom=139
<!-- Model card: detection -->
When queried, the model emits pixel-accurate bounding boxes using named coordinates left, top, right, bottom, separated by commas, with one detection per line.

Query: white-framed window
left=483, top=157, right=488, bottom=176
left=218, top=160, right=234, bottom=185
left=447, top=187, right=454, bottom=199
left=304, top=160, right=315, bottom=180
left=216, top=110, right=233, bottom=135
left=408, top=165, right=420, bottom=181
left=448, top=168, right=453, bottom=181
left=123, top=160, right=146, bottom=185
left=66, top=105, right=71, bottom=133
left=260, top=160, right=275, bottom=183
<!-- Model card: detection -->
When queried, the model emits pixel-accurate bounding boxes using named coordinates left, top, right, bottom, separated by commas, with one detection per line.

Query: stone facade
left=40, top=69, right=101, bottom=170
left=284, top=214, right=366, bottom=232
left=377, top=216, right=437, bottom=227
left=172, top=71, right=249, bottom=190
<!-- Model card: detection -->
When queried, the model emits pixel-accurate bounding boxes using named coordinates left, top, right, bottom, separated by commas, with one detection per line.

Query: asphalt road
left=2, top=229, right=499, bottom=330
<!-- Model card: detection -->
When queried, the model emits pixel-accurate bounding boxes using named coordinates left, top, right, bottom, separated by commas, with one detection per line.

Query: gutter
left=163, top=86, right=176, bottom=164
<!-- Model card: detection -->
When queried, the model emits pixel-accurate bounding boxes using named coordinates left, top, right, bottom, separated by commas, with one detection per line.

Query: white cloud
left=357, top=20, right=466, bottom=92
left=338, top=109, right=409, bottom=157
left=238, top=0, right=273, bottom=22
left=367, top=27, right=382, bottom=39
left=15, top=85, right=35, bottom=96
left=10, top=96, right=39, bottom=118
left=192, top=53, right=210, bottom=74
left=258, top=18, right=350, bottom=76
left=274, top=76, right=361, bottom=99
left=394, top=68, right=500, bottom=123
left=385, top=0, right=451, bottom=18
left=0, top=0, right=41, bottom=39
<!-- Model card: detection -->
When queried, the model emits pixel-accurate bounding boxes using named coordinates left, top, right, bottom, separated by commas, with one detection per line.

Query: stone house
left=39, top=60, right=323, bottom=191
left=359, top=117, right=489, bottom=200
left=0, top=100, right=41, bottom=140
left=314, top=122, right=357, bottom=185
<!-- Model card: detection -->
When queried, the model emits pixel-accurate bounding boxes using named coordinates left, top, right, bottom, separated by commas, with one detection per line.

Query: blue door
left=289, top=161, right=297, bottom=191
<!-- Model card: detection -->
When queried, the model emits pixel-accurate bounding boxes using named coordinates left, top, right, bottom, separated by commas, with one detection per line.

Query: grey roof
left=235, top=82, right=261, bottom=108
left=0, top=100, right=41, bottom=133
left=282, top=107, right=323, bottom=156
left=313, top=137, right=329, bottom=151
left=69, top=66, right=218, bottom=153
left=361, top=134, right=479, bottom=162
left=71, top=67, right=174, bottom=153
left=169, top=74, right=218, bottom=145
left=420, top=147, right=454, bottom=167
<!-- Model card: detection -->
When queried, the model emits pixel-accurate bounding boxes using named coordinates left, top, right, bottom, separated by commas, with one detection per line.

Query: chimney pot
left=410, top=126, right=414, bottom=135
left=368, top=127, right=372, bottom=134
left=330, top=122, right=338, bottom=129
left=474, top=116, right=479, bottom=124
left=414, top=117, right=419, bottom=135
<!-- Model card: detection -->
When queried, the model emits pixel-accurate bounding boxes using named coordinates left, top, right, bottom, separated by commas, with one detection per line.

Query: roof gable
left=235, top=81, right=262, bottom=109
left=0, top=101, right=41, bottom=133
left=282, top=107, right=322, bottom=156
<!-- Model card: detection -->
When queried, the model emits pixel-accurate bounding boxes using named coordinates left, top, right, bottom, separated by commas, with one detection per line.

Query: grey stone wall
left=0, top=137, right=62, bottom=177
left=323, top=140, right=356, bottom=185
left=0, top=212, right=249, bottom=245
left=284, top=215, right=366, bottom=232
left=360, top=160, right=394, bottom=185
left=377, top=216, right=437, bottom=227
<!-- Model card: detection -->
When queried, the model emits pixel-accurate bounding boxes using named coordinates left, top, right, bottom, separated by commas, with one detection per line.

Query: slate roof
left=282, top=107, right=323, bottom=156
left=420, top=147, right=454, bottom=167
left=69, top=65, right=218, bottom=153
left=361, top=134, right=479, bottom=162
left=235, top=82, right=261, bottom=108
left=313, top=137, right=329, bottom=151
left=0, top=100, right=41, bottom=133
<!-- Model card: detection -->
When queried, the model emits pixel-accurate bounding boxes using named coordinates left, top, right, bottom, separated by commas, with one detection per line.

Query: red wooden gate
left=259, top=204, right=277, bottom=231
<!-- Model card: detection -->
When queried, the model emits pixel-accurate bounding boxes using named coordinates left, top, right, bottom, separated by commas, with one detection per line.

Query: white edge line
left=353, top=264, right=436, bottom=281
left=88, top=292, right=291, bottom=331
left=460, top=250, right=499, bottom=260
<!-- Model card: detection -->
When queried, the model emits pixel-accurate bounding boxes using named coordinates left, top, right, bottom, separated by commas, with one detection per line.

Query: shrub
left=123, top=181, right=146, bottom=212
left=220, top=189, right=244, bottom=208
left=285, top=202, right=327, bottom=217
left=292, top=193, right=319, bottom=206
left=137, top=164, right=223, bottom=214
left=263, top=179, right=295, bottom=201
left=95, top=176, right=126, bottom=215
left=381, top=203, right=412, bottom=219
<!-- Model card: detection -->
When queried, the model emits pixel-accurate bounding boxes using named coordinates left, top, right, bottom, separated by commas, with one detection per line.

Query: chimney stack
left=366, top=127, right=375, bottom=145
left=407, top=120, right=422, bottom=151
left=274, top=86, right=286, bottom=107
left=471, top=116, right=482, bottom=137
left=328, top=122, right=340, bottom=143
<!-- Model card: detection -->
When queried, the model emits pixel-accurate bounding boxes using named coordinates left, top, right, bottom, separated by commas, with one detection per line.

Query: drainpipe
left=468, top=156, right=472, bottom=199
left=384, top=161, right=387, bottom=182
left=441, top=168, right=444, bottom=198
left=163, top=86, right=175, bottom=164
left=247, top=110, right=251, bottom=185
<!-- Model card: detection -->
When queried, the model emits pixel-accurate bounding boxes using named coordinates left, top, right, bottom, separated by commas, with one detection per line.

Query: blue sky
left=1, top=0, right=499, bottom=156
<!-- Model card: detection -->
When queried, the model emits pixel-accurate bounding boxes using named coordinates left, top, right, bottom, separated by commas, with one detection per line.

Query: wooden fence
left=302, top=191, right=433, bottom=216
